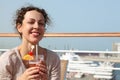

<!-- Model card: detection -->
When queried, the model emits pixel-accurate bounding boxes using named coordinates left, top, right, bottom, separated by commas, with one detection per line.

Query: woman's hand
left=37, top=60, right=48, bottom=80
left=17, top=67, right=40, bottom=80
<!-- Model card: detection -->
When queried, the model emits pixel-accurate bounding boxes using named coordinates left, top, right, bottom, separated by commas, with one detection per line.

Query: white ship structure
left=53, top=49, right=120, bottom=80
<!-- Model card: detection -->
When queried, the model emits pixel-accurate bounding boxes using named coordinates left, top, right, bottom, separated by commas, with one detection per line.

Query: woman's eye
left=28, top=22, right=34, bottom=24
left=38, top=23, right=45, bottom=26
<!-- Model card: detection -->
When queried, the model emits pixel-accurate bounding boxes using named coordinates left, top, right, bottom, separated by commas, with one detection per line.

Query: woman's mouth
left=31, top=32, right=40, bottom=36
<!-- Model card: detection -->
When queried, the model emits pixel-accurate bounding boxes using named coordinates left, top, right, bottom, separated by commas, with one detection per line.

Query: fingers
left=28, top=67, right=39, bottom=72
left=28, top=67, right=47, bottom=80
left=26, top=61, right=48, bottom=80
left=28, top=73, right=40, bottom=80
left=39, top=71, right=48, bottom=80
left=37, top=61, right=48, bottom=80
left=20, top=67, right=40, bottom=80
left=37, top=62, right=47, bottom=75
left=39, top=67, right=47, bottom=74
left=26, top=67, right=40, bottom=79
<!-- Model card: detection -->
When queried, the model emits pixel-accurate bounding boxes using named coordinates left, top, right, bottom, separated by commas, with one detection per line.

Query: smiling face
left=17, top=10, right=45, bottom=44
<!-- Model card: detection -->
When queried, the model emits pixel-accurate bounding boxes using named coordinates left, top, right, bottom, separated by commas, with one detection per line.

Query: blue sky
left=0, top=0, right=120, bottom=50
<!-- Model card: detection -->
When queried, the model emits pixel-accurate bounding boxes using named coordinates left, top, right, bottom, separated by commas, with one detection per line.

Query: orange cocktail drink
left=22, top=52, right=38, bottom=67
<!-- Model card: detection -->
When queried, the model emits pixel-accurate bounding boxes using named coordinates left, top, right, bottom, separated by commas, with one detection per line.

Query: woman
left=0, top=5, right=60, bottom=80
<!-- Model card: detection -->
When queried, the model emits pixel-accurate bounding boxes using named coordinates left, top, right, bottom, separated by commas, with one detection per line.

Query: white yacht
left=59, top=51, right=115, bottom=80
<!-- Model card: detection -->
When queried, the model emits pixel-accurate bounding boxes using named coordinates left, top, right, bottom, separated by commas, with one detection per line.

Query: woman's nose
left=33, top=23, right=39, bottom=29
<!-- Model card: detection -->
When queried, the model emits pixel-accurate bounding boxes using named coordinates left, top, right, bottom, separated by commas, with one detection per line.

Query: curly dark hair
left=14, top=5, right=51, bottom=37
left=14, top=5, right=51, bottom=26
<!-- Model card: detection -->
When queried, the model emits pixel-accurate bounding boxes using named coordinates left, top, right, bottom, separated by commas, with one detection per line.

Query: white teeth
left=32, top=32, right=40, bottom=36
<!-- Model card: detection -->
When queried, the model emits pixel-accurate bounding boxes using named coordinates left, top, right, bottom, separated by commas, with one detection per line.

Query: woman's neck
left=18, top=42, right=35, bottom=56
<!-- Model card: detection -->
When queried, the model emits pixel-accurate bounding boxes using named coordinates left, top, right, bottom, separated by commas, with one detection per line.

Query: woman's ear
left=17, top=23, right=22, bottom=33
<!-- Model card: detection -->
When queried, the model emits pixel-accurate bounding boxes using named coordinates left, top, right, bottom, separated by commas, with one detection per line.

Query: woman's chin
left=30, top=40, right=39, bottom=45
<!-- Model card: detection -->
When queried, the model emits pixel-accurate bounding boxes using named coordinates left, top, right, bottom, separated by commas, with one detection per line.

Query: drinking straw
left=36, top=44, right=39, bottom=61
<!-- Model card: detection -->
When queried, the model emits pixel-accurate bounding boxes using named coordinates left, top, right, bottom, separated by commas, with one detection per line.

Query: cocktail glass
left=29, top=55, right=44, bottom=67
left=29, top=59, right=39, bottom=67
